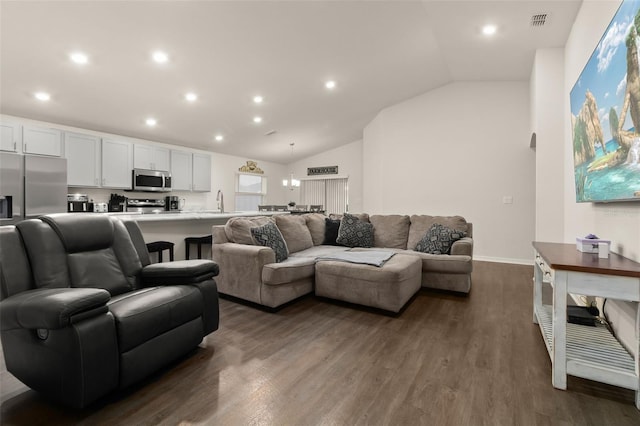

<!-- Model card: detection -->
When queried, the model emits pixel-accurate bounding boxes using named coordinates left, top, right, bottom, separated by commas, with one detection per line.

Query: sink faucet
left=216, top=190, right=224, bottom=213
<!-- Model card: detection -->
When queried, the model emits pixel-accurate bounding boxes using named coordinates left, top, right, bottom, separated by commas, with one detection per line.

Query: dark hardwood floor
left=1, top=261, right=639, bottom=425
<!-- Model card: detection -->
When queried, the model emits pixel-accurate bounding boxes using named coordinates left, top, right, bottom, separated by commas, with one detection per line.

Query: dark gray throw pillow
left=251, top=222, right=289, bottom=262
left=323, top=218, right=341, bottom=245
left=415, top=223, right=466, bottom=255
left=336, top=213, right=374, bottom=248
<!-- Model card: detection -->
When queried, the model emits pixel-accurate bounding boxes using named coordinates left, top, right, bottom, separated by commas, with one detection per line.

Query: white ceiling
left=0, top=1, right=581, bottom=163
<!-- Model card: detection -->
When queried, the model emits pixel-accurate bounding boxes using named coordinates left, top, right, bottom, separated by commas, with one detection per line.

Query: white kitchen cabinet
left=102, top=138, right=132, bottom=189
left=65, top=132, right=101, bottom=187
left=170, top=149, right=192, bottom=191
left=0, top=122, right=22, bottom=152
left=22, top=125, right=62, bottom=156
left=134, top=144, right=170, bottom=171
left=192, top=153, right=211, bottom=192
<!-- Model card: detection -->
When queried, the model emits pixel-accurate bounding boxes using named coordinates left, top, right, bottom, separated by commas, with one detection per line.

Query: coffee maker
left=166, top=196, right=180, bottom=211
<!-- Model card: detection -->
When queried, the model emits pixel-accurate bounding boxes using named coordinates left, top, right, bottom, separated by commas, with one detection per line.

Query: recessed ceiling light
left=70, top=52, right=88, bottom=64
left=482, top=25, right=497, bottom=36
left=325, top=80, right=336, bottom=90
left=152, top=50, right=169, bottom=63
left=34, top=92, right=50, bottom=101
left=253, top=116, right=263, bottom=123
left=215, top=135, right=224, bottom=142
left=145, top=118, right=157, bottom=127
left=185, top=92, right=198, bottom=102
left=253, top=95, right=263, bottom=104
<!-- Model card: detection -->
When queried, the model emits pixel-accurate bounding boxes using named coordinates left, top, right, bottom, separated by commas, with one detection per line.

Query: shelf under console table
left=532, top=242, right=640, bottom=409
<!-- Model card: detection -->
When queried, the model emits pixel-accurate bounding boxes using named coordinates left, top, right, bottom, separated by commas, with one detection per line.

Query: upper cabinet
left=171, top=150, right=212, bottom=192
left=23, top=125, right=62, bottom=156
left=170, top=149, right=192, bottom=191
left=192, top=153, right=211, bottom=192
left=0, top=118, right=212, bottom=193
left=0, top=122, right=22, bottom=152
left=134, top=144, right=170, bottom=171
left=65, top=132, right=101, bottom=187
left=102, top=138, right=132, bottom=189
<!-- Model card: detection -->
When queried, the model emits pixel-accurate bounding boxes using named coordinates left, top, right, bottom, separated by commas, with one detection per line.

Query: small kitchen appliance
left=67, top=194, right=94, bottom=212
left=166, top=196, right=180, bottom=211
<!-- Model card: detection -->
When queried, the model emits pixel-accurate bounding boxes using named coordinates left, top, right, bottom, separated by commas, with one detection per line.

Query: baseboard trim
left=474, top=256, right=534, bottom=266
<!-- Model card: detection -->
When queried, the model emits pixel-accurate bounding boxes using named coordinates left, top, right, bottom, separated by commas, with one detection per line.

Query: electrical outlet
left=502, top=196, right=513, bottom=204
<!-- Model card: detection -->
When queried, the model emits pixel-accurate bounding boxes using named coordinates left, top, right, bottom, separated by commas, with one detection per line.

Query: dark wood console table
left=532, top=242, right=640, bottom=409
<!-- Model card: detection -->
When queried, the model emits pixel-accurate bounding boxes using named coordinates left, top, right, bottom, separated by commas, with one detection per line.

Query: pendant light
left=282, top=142, right=300, bottom=190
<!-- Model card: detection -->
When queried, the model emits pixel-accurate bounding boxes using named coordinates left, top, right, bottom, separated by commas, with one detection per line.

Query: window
left=300, top=177, right=348, bottom=215
left=235, top=173, right=267, bottom=211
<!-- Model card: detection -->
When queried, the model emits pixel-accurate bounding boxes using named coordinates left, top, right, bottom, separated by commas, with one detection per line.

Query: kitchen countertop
left=104, top=210, right=290, bottom=222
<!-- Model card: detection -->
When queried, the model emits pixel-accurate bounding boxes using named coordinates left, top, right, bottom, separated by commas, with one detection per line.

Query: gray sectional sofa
left=211, top=213, right=473, bottom=311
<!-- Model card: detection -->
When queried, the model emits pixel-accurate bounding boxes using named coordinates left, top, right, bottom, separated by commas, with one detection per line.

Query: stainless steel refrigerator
left=0, top=152, right=67, bottom=225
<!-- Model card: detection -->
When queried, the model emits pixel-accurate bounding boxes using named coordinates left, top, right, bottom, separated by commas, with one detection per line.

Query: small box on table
left=576, top=237, right=611, bottom=253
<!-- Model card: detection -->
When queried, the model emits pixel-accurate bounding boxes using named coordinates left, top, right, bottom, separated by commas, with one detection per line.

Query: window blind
left=300, top=177, right=348, bottom=215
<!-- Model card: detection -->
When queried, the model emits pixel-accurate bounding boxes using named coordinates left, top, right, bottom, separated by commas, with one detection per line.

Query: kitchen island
left=109, top=210, right=288, bottom=261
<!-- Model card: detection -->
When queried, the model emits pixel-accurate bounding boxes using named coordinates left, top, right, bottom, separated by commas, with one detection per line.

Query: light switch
left=503, top=196, right=513, bottom=204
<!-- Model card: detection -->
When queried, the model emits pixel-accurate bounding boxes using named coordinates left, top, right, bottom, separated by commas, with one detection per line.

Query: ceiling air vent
left=530, top=13, right=548, bottom=27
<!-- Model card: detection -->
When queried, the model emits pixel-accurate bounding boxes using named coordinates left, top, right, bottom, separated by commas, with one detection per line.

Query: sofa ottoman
left=315, top=253, right=421, bottom=313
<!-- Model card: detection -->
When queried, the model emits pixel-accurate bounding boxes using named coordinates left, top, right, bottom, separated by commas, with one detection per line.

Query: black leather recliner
left=0, top=213, right=220, bottom=408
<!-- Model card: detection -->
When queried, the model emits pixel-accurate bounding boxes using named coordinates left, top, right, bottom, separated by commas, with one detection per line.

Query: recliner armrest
left=141, top=259, right=220, bottom=286
left=0, top=288, right=111, bottom=331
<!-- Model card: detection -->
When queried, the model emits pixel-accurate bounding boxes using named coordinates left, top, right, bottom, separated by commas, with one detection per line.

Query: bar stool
left=146, top=241, right=174, bottom=263
left=185, top=235, right=213, bottom=259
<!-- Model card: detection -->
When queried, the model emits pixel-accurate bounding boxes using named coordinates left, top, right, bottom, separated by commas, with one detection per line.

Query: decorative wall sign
left=238, top=160, right=264, bottom=174
left=307, top=166, right=338, bottom=176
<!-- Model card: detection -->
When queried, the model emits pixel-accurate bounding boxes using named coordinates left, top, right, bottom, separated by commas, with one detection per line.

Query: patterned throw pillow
left=251, top=222, right=289, bottom=263
left=415, top=223, right=466, bottom=255
left=323, top=218, right=341, bottom=245
left=336, top=213, right=374, bottom=248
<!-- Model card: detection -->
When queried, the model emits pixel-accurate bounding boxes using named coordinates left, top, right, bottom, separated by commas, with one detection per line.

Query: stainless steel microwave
left=131, top=169, right=172, bottom=192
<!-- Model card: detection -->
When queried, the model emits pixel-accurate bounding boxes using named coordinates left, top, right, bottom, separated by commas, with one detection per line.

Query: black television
left=570, top=0, right=640, bottom=202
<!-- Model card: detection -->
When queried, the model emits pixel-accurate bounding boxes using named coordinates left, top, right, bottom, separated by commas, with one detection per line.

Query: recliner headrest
left=41, top=214, right=114, bottom=253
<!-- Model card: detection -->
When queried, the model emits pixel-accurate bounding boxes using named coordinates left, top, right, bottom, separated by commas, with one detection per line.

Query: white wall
left=287, top=139, right=364, bottom=213
left=362, top=82, right=535, bottom=263
left=210, top=152, right=289, bottom=211
left=530, top=48, right=565, bottom=242
left=563, top=1, right=638, bottom=258
left=561, top=0, right=640, bottom=357
left=1, top=114, right=289, bottom=212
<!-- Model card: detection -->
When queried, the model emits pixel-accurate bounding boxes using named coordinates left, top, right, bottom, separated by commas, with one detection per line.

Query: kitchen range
left=126, top=198, right=168, bottom=214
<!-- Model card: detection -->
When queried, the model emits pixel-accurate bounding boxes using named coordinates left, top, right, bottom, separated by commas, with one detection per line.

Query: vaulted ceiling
left=0, top=1, right=581, bottom=163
